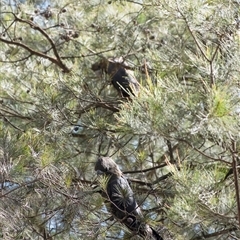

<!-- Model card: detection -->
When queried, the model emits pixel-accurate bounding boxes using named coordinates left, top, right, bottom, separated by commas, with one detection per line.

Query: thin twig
left=231, top=139, right=240, bottom=227
left=192, top=227, right=237, bottom=240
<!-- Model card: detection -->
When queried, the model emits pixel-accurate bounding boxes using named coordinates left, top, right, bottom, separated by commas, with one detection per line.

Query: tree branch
left=0, top=12, right=70, bottom=73
left=177, top=138, right=232, bottom=165
left=0, top=37, right=69, bottom=72
left=231, top=139, right=240, bottom=227
left=192, top=227, right=237, bottom=240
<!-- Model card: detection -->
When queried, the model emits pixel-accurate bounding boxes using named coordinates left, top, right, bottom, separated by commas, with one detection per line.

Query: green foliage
left=0, top=0, right=240, bottom=239
left=209, top=86, right=233, bottom=117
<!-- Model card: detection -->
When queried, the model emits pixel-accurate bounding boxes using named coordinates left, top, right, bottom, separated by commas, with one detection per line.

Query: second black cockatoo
left=91, top=57, right=140, bottom=97
left=95, top=156, right=163, bottom=240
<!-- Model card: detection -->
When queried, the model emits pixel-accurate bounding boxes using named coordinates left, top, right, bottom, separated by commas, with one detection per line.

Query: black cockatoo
left=91, top=57, right=140, bottom=97
left=95, top=156, right=163, bottom=240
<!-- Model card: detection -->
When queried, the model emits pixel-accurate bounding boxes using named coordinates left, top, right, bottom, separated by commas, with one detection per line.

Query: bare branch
left=0, top=12, right=70, bottom=73
left=230, top=139, right=240, bottom=227
left=192, top=227, right=238, bottom=240
left=0, top=37, right=70, bottom=72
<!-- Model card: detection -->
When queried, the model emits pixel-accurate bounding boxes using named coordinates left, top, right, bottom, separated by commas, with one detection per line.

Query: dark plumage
left=95, top=156, right=163, bottom=240
left=91, top=57, right=140, bottom=97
